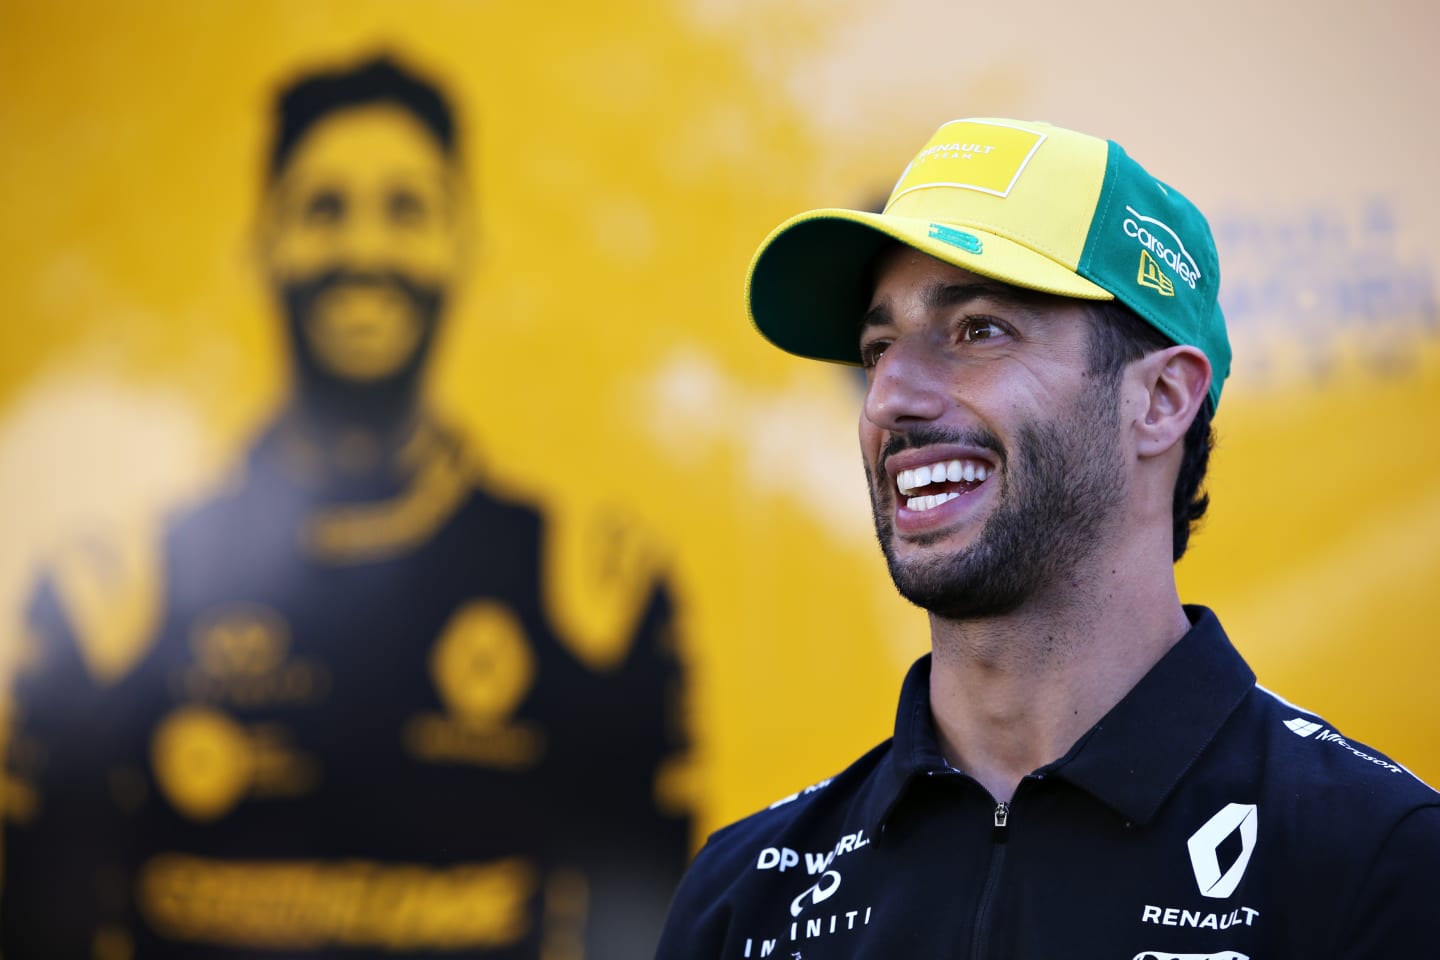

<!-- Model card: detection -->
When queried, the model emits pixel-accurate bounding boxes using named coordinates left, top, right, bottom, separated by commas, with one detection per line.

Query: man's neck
left=272, top=394, right=432, bottom=490
left=926, top=550, right=1191, bottom=804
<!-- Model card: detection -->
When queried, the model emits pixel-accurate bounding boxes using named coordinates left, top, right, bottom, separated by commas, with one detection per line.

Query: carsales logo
left=1123, top=206, right=1201, bottom=289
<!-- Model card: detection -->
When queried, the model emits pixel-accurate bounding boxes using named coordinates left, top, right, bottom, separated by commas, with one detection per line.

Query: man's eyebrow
left=860, top=280, right=1032, bottom=332
left=926, top=280, right=1027, bottom=310
left=860, top=302, right=892, bottom=333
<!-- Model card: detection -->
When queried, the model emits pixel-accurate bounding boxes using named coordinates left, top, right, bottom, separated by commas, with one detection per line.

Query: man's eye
left=860, top=341, right=890, bottom=368
left=388, top=189, right=429, bottom=227
left=303, top=190, right=345, bottom=225
left=960, top=319, right=1006, bottom=342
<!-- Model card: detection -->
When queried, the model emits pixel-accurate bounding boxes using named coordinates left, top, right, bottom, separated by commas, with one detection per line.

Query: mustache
left=879, top=424, right=1006, bottom=474
left=285, top=267, right=437, bottom=304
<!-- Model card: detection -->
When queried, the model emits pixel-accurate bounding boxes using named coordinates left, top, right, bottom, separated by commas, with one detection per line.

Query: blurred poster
left=2, top=52, right=690, bottom=960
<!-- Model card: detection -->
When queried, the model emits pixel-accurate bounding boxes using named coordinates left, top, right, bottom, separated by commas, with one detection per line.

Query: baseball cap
left=746, top=118, right=1231, bottom=411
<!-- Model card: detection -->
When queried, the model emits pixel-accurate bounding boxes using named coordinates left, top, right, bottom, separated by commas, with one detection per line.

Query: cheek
left=266, top=224, right=336, bottom=281
left=858, top=414, right=883, bottom=463
left=988, top=359, right=1082, bottom=417
left=397, top=229, right=463, bottom=283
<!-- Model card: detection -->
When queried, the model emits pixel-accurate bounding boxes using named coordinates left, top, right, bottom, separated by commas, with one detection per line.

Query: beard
left=868, top=375, right=1127, bottom=621
left=279, top=268, right=445, bottom=428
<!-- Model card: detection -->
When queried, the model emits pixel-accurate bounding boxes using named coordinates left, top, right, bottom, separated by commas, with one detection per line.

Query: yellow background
left=2, top=0, right=1437, bottom=841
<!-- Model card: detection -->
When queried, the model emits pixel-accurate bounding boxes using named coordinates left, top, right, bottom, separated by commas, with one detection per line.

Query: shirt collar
left=858, top=652, right=945, bottom=833
left=1051, top=605, right=1254, bottom=824
left=862, top=606, right=1255, bottom=831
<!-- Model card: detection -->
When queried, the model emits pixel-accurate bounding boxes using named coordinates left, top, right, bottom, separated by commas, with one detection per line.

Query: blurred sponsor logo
left=139, top=854, right=536, bottom=950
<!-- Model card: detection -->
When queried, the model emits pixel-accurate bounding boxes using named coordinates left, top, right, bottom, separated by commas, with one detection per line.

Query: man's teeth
left=896, top=459, right=991, bottom=496
left=906, top=491, right=961, bottom=512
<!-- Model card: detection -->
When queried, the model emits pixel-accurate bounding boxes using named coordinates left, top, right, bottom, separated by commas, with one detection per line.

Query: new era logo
left=1137, top=249, right=1175, bottom=296
left=1284, top=717, right=1322, bottom=738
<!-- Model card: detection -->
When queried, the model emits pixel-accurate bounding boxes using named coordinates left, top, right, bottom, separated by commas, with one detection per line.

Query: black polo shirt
left=657, top=607, right=1440, bottom=958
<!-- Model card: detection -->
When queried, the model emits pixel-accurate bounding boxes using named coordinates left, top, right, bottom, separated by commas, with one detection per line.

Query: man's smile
left=895, top=457, right=993, bottom=511
left=880, top=444, right=1002, bottom=536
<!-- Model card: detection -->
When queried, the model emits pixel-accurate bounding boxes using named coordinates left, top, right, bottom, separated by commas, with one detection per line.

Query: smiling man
left=656, top=118, right=1440, bottom=958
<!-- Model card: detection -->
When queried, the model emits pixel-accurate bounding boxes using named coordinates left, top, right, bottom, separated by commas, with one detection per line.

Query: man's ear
left=1133, top=345, right=1211, bottom=460
left=447, top=171, right=478, bottom=285
left=252, top=186, right=281, bottom=278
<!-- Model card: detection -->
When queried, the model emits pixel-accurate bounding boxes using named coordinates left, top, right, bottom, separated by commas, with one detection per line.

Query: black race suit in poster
left=3, top=414, right=691, bottom=960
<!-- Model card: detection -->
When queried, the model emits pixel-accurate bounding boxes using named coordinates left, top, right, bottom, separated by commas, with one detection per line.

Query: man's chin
left=878, top=535, right=1032, bottom=621
left=888, top=522, right=977, bottom=553
left=309, top=337, right=423, bottom=382
left=889, top=570, right=1030, bottom=622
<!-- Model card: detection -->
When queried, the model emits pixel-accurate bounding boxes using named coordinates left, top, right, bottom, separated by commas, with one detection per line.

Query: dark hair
left=269, top=54, right=457, bottom=179
left=1085, top=300, right=1215, bottom=562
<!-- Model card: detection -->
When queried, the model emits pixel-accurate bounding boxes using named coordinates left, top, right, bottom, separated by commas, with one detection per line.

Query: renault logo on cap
left=891, top=119, right=1047, bottom=201
left=1187, top=803, right=1258, bottom=899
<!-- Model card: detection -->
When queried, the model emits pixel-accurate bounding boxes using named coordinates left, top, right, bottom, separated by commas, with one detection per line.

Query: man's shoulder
left=1221, top=685, right=1440, bottom=950
left=1168, top=609, right=1437, bottom=816
left=686, top=738, right=896, bottom=891
left=1212, top=682, right=1440, bottom=881
left=654, top=738, right=897, bottom=958
left=1239, top=683, right=1439, bottom=806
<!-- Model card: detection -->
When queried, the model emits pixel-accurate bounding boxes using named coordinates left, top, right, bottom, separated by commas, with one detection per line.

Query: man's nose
left=337, top=206, right=398, bottom=269
left=862, top=339, right=947, bottom=430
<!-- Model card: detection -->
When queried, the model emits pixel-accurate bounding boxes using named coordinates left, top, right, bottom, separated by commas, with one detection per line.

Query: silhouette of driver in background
left=3, top=54, right=691, bottom=960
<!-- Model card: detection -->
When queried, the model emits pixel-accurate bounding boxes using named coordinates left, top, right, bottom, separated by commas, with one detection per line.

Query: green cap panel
left=1078, top=142, right=1231, bottom=411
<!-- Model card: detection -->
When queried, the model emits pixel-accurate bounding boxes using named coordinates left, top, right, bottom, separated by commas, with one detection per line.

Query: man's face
left=858, top=247, right=1129, bottom=620
left=260, top=103, right=464, bottom=385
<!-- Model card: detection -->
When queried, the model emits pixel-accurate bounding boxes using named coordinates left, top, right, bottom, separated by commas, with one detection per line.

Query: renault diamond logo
left=1187, top=803, right=1258, bottom=899
left=1284, top=717, right=1322, bottom=738
left=1137, top=249, right=1175, bottom=296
